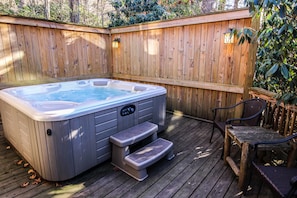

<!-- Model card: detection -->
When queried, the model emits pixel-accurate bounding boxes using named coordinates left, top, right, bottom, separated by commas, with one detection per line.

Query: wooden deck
left=0, top=113, right=274, bottom=198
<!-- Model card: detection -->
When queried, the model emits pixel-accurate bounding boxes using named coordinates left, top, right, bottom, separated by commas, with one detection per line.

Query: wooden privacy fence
left=0, top=9, right=257, bottom=120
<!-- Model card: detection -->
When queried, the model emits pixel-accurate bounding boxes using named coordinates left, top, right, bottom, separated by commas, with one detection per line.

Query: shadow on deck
left=0, top=113, right=274, bottom=197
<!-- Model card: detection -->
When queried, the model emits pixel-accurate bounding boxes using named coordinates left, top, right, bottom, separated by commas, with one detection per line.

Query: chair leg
left=210, top=124, right=215, bottom=143
left=220, top=146, right=224, bottom=160
left=243, top=165, right=254, bottom=195
left=256, top=180, right=264, bottom=197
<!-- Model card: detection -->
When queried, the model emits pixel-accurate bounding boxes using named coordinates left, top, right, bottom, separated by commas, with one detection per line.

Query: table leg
left=288, top=142, right=297, bottom=167
left=238, top=142, right=250, bottom=190
left=224, top=129, right=231, bottom=164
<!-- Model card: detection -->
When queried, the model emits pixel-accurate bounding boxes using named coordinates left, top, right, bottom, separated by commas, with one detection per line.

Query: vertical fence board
left=141, top=31, right=148, bottom=76
left=198, top=23, right=207, bottom=82
left=7, top=25, right=22, bottom=81
left=232, top=19, right=245, bottom=85
left=205, top=22, right=215, bottom=82
left=60, top=31, right=67, bottom=77
left=212, top=22, right=222, bottom=83
left=37, top=27, right=49, bottom=77
left=1, top=24, right=15, bottom=81
left=184, top=25, right=195, bottom=81
left=15, top=25, right=29, bottom=80
left=177, top=27, right=184, bottom=80
left=146, top=30, right=153, bottom=77
left=0, top=24, right=9, bottom=82
left=66, top=31, right=75, bottom=77
left=192, top=25, right=200, bottom=81
left=49, top=29, right=59, bottom=78
left=89, top=33, right=97, bottom=74
left=23, top=26, right=38, bottom=80
left=112, top=34, right=120, bottom=74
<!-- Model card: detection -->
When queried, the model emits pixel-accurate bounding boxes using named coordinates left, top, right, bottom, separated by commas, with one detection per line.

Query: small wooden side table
left=224, top=125, right=288, bottom=190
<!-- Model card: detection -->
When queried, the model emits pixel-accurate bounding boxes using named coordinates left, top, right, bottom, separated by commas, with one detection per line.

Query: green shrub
left=248, top=0, right=297, bottom=104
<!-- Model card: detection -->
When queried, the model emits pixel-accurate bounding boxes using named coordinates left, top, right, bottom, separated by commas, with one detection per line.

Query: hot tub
left=0, top=79, right=166, bottom=181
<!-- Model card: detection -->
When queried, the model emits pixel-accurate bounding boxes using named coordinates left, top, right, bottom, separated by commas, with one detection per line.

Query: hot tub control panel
left=120, top=104, right=136, bottom=116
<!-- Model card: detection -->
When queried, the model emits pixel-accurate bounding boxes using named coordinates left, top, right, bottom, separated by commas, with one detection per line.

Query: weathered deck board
left=0, top=113, right=274, bottom=198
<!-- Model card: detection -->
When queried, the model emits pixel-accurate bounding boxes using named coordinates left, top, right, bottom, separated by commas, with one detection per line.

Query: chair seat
left=253, top=163, right=297, bottom=197
left=214, top=121, right=246, bottom=137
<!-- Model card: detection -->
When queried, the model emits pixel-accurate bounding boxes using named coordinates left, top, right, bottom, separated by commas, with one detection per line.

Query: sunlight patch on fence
left=0, top=51, right=24, bottom=75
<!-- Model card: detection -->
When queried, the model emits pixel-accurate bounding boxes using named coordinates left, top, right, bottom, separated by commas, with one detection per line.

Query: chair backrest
left=241, top=98, right=267, bottom=126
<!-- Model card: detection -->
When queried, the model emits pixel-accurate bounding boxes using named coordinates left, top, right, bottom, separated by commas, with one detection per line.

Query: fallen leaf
left=28, top=169, right=35, bottom=174
left=32, top=178, right=41, bottom=185
left=20, top=181, right=30, bottom=188
left=23, top=163, right=29, bottom=168
left=17, top=160, right=23, bottom=165
left=35, top=178, right=41, bottom=182
left=29, top=174, right=37, bottom=180
left=113, top=167, right=119, bottom=171
left=6, top=146, right=10, bottom=150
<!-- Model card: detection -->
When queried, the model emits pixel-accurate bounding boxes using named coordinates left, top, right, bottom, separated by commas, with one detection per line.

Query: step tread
left=109, top=121, right=158, bottom=147
left=124, top=138, right=173, bottom=170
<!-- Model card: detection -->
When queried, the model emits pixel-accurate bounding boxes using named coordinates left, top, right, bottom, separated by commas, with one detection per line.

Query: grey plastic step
left=124, top=138, right=174, bottom=170
left=109, top=121, right=158, bottom=147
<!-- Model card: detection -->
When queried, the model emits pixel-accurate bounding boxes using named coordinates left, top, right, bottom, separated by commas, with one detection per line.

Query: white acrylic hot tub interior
left=0, top=78, right=166, bottom=121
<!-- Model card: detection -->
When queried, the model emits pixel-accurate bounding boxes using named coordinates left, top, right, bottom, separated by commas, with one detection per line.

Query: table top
left=226, top=126, right=285, bottom=146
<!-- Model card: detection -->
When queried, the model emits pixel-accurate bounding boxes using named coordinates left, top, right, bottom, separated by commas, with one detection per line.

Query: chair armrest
left=251, top=133, right=297, bottom=163
left=212, top=101, right=244, bottom=121
left=225, top=111, right=263, bottom=124
left=290, top=176, right=297, bottom=187
left=289, top=176, right=297, bottom=197
left=252, top=133, right=297, bottom=151
left=212, top=101, right=244, bottom=112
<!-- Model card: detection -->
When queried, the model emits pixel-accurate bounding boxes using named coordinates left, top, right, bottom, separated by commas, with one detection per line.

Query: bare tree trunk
left=45, top=0, right=50, bottom=19
left=70, top=0, right=80, bottom=23
left=16, top=0, right=25, bottom=10
left=234, top=0, right=239, bottom=9
left=218, top=0, right=226, bottom=10
left=98, top=0, right=107, bottom=27
left=96, top=0, right=109, bottom=27
left=30, top=0, right=36, bottom=15
left=201, top=0, right=217, bottom=13
left=82, top=0, right=89, bottom=23
left=101, top=0, right=105, bottom=27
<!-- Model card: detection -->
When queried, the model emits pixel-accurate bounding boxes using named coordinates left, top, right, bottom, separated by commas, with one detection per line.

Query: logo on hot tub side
left=120, top=104, right=136, bottom=116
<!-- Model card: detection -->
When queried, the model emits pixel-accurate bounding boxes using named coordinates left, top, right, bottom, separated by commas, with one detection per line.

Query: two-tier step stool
left=109, top=121, right=175, bottom=181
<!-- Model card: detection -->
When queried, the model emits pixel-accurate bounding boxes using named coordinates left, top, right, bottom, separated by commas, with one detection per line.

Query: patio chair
left=247, top=133, right=297, bottom=197
left=210, top=98, right=266, bottom=143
